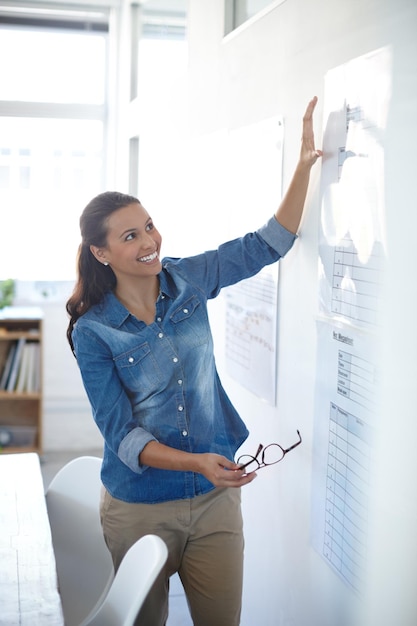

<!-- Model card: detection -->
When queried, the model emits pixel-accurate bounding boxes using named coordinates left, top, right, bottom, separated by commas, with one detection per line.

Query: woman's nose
left=143, top=232, right=156, bottom=249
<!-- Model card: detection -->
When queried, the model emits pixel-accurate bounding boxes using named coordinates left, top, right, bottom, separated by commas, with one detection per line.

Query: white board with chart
left=311, top=46, right=392, bottom=592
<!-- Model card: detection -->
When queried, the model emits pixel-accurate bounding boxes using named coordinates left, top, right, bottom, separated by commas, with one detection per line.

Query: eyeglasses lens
left=263, top=444, right=285, bottom=465
left=237, top=455, right=259, bottom=472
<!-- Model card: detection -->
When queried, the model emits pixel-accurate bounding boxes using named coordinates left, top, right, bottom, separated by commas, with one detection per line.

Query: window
left=224, top=0, right=286, bottom=36
left=0, top=117, right=104, bottom=279
left=128, top=2, right=188, bottom=208
left=0, top=28, right=106, bottom=104
left=0, top=7, right=108, bottom=280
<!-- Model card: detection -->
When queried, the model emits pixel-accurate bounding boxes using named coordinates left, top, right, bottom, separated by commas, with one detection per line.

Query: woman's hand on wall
left=300, top=96, right=323, bottom=166
left=274, top=96, right=322, bottom=234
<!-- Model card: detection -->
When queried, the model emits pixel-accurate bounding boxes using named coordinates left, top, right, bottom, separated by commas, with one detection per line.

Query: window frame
left=224, top=0, right=287, bottom=38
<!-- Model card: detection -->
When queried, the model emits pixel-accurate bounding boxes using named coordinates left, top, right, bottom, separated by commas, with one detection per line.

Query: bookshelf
left=0, top=306, right=43, bottom=454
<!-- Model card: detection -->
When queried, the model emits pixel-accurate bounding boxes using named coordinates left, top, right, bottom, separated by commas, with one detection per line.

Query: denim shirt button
left=182, top=430, right=188, bottom=437
left=183, top=308, right=189, bottom=314
left=128, top=357, right=134, bottom=363
left=158, top=332, right=164, bottom=338
left=177, top=379, right=183, bottom=385
left=173, top=357, right=178, bottom=363
left=157, top=317, right=162, bottom=322
left=178, top=405, right=184, bottom=411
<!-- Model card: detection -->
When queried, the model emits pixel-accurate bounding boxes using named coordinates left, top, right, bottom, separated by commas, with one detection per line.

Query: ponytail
left=66, top=191, right=139, bottom=355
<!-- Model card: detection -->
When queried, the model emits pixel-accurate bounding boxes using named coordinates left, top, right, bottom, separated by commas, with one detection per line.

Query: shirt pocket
left=170, top=295, right=210, bottom=348
left=114, top=342, right=162, bottom=393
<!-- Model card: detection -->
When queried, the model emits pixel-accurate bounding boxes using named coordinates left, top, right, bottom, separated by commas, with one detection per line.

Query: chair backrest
left=45, top=456, right=114, bottom=626
left=84, top=534, right=168, bottom=626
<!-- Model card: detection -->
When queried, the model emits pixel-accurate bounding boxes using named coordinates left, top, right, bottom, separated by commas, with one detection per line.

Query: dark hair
left=66, top=191, right=140, bottom=354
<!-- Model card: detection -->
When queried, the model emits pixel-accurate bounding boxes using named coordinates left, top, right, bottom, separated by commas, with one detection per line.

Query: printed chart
left=225, top=265, right=278, bottom=405
left=323, top=401, right=373, bottom=591
left=331, top=239, right=383, bottom=326
left=318, top=46, right=391, bottom=330
left=312, top=47, right=390, bottom=593
left=336, top=346, right=376, bottom=413
left=223, top=115, right=284, bottom=405
left=311, top=322, right=376, bottom=593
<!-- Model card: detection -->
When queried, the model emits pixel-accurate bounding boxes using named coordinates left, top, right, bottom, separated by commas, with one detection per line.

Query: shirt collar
left=158, top=264, right=176, bottom=299
left=100, top=265, right=175, bottom=328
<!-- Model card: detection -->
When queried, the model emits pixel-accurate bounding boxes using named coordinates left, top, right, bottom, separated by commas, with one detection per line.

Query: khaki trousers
left=100, top=486, right=244, bottom=626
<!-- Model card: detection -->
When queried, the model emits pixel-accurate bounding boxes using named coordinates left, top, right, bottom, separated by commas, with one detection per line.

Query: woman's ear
left=90, top=245, right=108, bottom=265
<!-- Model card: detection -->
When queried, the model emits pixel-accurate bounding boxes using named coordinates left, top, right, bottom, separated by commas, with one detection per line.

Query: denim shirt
left=72, top=216, right=296, bottom=503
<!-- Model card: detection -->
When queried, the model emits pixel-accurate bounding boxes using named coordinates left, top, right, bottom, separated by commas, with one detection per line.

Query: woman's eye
left=146, top=222, right=154, bottom=232
left=125, top=232, right=136, bottom=241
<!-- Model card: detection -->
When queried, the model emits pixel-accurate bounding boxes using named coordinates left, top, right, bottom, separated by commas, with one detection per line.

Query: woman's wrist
left=140, top=440, right=203, bottom=473
left=295, top=158, right=315, bottom=175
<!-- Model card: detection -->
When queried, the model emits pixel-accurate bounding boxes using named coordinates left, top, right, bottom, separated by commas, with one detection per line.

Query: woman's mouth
left=138, top=251, right=158, bottom=263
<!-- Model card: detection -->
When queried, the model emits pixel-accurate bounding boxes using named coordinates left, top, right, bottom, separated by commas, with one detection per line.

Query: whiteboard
left=311, top=46, right=392, bottom=592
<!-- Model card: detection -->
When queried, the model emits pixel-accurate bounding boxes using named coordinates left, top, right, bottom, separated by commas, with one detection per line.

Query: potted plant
left=0, top=279, right=15, bottom=310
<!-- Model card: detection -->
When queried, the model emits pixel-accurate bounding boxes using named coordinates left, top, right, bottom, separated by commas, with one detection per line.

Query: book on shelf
left=13, top=342, right=40, bottom=393
left=26, top=343, right=40, bottom=393
left=16, top=342, right=31, bottom=393
left=6, top=337, right=26, bottom=392
left=0, top=337, right=41, bottom=394
left=33, top=343, right=41, bottom=392
left=0, top=342, right=16, bottom=390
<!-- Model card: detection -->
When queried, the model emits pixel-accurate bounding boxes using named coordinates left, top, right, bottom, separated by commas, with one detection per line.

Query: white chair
left=45, top=455, right=168, bottom=626
left=85, top=533, right=168, bottom=626
left=46, top=456, right=113, bottom=625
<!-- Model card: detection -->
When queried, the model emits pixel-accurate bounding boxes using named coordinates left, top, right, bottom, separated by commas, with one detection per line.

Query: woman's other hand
left=196, top=453, right=257, bottom=488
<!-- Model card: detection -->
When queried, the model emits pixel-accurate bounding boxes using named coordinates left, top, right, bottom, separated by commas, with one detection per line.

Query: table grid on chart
left=331, top=238, right=382, bottom=326
left=225, top=270, right=277, bottom=369
left=323, top=402, right=372, bottom=592
left=337, top=349, right=376, bottom=413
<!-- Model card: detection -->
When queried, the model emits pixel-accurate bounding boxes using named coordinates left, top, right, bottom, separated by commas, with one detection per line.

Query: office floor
left=40, top=448, right=193, bottom=626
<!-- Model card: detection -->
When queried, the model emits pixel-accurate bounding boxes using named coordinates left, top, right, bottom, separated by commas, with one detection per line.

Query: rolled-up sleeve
left=256, top=215, right=297, bottom=256
left=118, top=428, right=156, bottom=473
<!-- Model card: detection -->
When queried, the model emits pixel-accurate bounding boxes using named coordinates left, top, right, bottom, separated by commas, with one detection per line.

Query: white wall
left=118, top=1, right=417, bottom=625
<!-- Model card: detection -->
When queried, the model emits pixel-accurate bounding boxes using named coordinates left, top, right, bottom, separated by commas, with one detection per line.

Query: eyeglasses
left=236, top=430, right=302, bottom=473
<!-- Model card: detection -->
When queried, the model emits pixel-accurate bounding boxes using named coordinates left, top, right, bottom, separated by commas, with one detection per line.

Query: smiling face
left=90, top=202, right=162, bottom=282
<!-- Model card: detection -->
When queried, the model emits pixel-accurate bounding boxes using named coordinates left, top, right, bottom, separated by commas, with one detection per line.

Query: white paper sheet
left=318, top=46, right=392, bottom=329
left=224, top=116, right=284, bottom=404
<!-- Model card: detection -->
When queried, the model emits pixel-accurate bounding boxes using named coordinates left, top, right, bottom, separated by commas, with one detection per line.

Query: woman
left=66, top=97, right=322, bottom=626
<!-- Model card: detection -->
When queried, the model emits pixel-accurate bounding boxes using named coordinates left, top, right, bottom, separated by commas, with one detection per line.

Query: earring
left=103, top=262, right=109, bottom=266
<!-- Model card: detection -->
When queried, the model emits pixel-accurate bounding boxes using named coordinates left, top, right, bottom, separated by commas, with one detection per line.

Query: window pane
left=225, top=0, right=283, bottom=34
left=0, top=117, right=103, bottom=280
left=0, top=27, right=106, bottom=104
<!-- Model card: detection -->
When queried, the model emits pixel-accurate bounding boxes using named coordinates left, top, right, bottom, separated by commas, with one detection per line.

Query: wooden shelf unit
left=0, top=307, right=43, bottom=454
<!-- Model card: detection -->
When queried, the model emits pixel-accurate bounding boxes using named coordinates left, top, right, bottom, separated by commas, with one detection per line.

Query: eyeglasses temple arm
left=254, top=443, right=263, bottom=460
left=282, top=430, right=302, bottom=454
